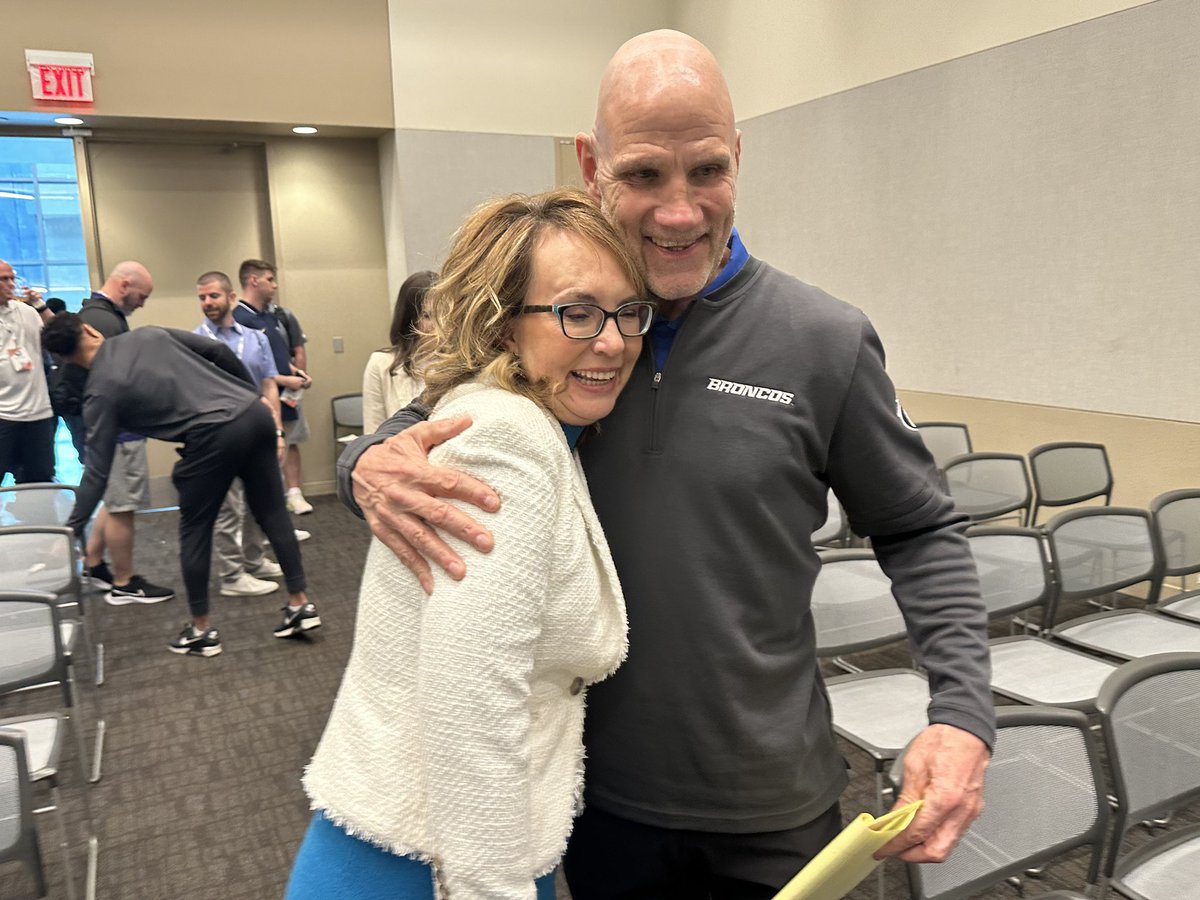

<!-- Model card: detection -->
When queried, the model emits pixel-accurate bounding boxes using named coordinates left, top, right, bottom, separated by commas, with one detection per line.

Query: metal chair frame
left=890, top=706, right=1109, bottom=900
left=942, top=452, right=1032, bottom=527
left=0, top=729, right=47, bottom=898
left=1149, top=488, right=1200, bottom=624
left=0, top=527, right=105, bottom=782
left=0, top=591, right=98, bottom=900
left=1095, top=652, right=1200, bottom=898
left=1029, top=441, right=1114, bottom=525
left=914, top=421, right=973, bottom=472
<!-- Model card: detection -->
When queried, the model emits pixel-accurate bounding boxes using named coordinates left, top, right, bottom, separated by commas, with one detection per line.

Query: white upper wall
left=676, top=0, right=1158, bottom=121
left=385, top=0, right=1157, bottom=134
left=388, top=0, right=674, bottom=135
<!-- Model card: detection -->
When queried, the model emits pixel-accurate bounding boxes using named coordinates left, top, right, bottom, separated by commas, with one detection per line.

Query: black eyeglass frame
left=521, top=300, right=655, bottom=340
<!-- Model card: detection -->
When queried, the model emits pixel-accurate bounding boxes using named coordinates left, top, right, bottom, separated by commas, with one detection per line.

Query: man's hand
left=277, top=374, right=307, bottom=391
left=875, top=724, right=989, bottom=863
left=351, top=416, right=500, bottom=594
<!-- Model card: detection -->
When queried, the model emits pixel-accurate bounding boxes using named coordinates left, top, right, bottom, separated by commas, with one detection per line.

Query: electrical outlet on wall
left=332, top=336, right=344, bottom=353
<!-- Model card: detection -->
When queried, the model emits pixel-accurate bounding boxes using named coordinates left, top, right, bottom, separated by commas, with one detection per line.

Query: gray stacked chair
left=0, top=591, right=98, bottom=900
left=1096, top=652, right=1200, bottom=899
left=1029, top=441, right=1113, bottom=525
left=969, top=526, right=1120, bottom=712
left=0, top=484, right=78, bottom=530
left=942, top=452, right=1032, bottom=526
left=1045, top=508, right=1200, bottom=660
left=0, top=487, right=103, bottom=687
left=890, top=706, right=1108, bottom=900
left=811, top=488, right=850, bottom=549
left=1149, top=488, right=1200, bottom=624
left=331, top=392, right=365, bottom=459
left=0, top=527, right=104, bottom=783
left=914, top=422, right=972, bottom=472
left=0, top=729, right=46, bottom=899
left=814, top=551, right=928, bottom=813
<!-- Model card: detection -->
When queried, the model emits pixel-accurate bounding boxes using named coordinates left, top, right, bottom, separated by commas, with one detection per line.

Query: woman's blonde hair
left=417, top=188, right=647, bottom=410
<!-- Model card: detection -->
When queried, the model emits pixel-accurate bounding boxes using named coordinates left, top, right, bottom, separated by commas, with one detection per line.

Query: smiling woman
left=289, top=188, right=650, bottom=900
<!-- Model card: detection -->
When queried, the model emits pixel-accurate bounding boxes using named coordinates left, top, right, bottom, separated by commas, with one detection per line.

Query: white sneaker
left=220, top=572, right=279, bottom=597
left=294, top=529, right=312, bottom=542
left=287, top=489, right=314, bottom=515
left=247, top=559, right=284, bottom=578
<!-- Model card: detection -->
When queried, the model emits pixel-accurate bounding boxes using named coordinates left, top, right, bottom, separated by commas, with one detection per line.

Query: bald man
left=338, top=31, right=992, bottom=897
left=52, top=260, right=174, bottom=604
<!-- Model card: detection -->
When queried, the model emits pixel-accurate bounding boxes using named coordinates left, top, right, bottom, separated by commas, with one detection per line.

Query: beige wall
left=266, top=138, right=391, bottom=494
left=387, top=0, right=672, bottom=135
left=900, top=391, right=1200, bottom=514
left=81, top=136, right=387, bottom=498
left=677, top=0, right=1158, bottom=119
left=1, top=0, right=392, bottom=128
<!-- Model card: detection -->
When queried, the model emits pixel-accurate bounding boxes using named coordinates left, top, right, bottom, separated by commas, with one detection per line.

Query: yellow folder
left=771, top=800, right=923, bottom=900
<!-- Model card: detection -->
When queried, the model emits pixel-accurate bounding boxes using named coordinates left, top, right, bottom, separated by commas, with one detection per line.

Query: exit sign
left=26, top=49, right=95, bottom=103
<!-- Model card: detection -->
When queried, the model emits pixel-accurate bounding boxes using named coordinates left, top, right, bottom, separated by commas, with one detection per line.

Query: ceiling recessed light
left=55, top=116, right=84, bottom=126
left=292, top=126, right=318, bottom=135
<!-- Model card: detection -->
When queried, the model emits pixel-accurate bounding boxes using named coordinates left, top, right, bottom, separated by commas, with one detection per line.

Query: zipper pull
left=652, top=371, right=662, bottom=389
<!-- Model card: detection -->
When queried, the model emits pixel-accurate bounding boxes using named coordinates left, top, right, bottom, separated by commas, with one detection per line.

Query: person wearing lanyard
left=0, top=259, right=55, bottom=484
left=195, top=271, right=289, bottom=597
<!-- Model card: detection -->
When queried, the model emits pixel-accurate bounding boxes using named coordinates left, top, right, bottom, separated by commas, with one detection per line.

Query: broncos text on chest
left=705, top=377, right=795, bottom=406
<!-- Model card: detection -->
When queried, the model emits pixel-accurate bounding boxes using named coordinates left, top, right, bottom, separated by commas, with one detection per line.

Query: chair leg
left=84, top=834, right=98, bottom=900
left=50, top=783, right=79, bottom=900
left=66, top=669, right=104, bottom=784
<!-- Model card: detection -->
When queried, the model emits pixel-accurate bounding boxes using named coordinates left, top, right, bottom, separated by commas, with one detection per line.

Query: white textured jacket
left=303, top=382, right=628, bottom=899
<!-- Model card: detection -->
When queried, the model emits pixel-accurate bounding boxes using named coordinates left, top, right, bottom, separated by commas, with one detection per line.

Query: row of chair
left=812, top=495, right=1200, bottom=897
left=0, top=592, right=99, bottom=900
left=0, top=483, right=107, bottom=898
left=915, top=422, right=1114, bottom=528
left=885, top=655, right=1200, bottom=900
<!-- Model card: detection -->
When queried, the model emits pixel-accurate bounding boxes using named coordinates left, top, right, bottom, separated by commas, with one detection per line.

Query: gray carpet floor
left=1, top=496, right=1194, bottom=898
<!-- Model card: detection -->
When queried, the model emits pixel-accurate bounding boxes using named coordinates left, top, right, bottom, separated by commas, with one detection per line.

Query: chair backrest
left=0, top=483, right=78, bottom=528
left=0, top=728, right=45, bottom=894
left=0, top=591, right=68, bottom=695
left=1029, top=442, right=1113, bottom=524
left=1096, top=653, right=1200, bottom=876
left=894, top=706, right=1108, bottom=900
left=915, top=422, right=973, bottom=471
left=811, top=488, right=849, bottom=548
left=1043, top=507, right=1162, bottom=604
left=965, top=526, right=1054, bottom=621
left=811, top=550, right=907, bottom=657
left=0, top=526, right=79, bottom=600
left=1150, top=488, right=1200, bottom=580
left=942, top=452, right=1032, bottom=526
left=331, top=393, right=364, bottom=432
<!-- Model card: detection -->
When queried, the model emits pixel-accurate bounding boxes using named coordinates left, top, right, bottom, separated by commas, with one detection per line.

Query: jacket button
left=569, top=677, right=584, bottom=696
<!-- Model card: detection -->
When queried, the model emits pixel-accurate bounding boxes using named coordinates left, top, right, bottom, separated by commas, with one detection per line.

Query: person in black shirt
left=42, top=313, right=323, bottom=657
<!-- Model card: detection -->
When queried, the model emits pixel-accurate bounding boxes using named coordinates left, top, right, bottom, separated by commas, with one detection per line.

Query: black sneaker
left=168, top=624, right=222, bottom=657
left=273, top=602, right=321, bottom=638
left=88, top=561, right=114, bottom=589
left=107, top=575, right=176, bottom=606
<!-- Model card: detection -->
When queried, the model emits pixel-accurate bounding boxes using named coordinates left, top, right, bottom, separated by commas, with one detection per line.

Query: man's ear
left=575, top=132, right=602, bottom=202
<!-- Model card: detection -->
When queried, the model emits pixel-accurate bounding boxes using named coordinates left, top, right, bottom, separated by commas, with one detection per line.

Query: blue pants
left=287, top=811, right=557, bottom=899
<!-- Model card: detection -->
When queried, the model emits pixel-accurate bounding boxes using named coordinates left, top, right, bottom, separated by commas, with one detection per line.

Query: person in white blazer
left=361, top=269, right=435, bottom=434
left=288, top=189, right=655, bottom=900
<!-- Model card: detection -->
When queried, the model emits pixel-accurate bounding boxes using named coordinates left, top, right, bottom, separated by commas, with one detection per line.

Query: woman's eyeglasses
left=521, top=301, right=655, bottom=340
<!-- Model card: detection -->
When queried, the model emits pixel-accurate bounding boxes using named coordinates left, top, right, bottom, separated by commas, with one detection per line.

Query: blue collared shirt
left=193, top=318, right=278, bottom=385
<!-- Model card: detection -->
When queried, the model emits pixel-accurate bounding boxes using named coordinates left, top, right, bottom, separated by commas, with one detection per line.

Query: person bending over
left=42, top=314, right=322, bottom=657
